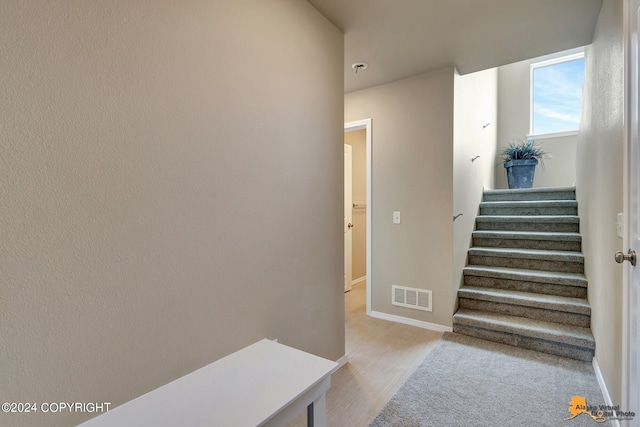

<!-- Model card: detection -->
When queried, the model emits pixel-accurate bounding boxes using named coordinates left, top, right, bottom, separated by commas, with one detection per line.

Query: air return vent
left=392, top=286, right=432, bottom=312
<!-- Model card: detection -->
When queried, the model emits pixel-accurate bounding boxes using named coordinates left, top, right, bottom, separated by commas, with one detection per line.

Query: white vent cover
left=392, top=286, right=432, bottom=312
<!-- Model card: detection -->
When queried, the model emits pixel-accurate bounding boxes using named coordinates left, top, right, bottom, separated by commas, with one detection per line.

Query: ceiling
left=307, top=0, right=604, bottom=93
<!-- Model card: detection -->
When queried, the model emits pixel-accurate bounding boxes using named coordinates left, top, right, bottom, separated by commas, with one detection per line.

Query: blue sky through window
left=532, top=57, right=585, bottom=135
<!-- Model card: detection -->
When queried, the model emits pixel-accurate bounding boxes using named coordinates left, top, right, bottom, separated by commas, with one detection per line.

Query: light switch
left=393, top=211, right=401, bottom=224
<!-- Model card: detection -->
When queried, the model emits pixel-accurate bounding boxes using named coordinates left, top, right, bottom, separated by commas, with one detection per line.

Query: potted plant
left=499, top=138, right=549, bottom=189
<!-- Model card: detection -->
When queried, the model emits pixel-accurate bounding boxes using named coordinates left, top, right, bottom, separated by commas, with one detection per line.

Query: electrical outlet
left=393, top=211, right=401, bottom=224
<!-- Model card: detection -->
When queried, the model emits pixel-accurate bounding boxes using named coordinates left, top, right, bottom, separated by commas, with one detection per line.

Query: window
left=530, top=50, right=585, bottom=136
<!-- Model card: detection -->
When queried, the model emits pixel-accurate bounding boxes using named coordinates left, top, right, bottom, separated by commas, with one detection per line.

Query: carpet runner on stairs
left=452, top=187, right=595, bottom=361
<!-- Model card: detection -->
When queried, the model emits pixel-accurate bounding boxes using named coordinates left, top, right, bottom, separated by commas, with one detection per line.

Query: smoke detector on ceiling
left=351, top=62, right=368, bottom=75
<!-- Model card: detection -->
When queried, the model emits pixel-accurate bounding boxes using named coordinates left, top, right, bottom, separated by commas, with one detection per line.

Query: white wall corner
left=370, top=311, right=453, bottom=333
left=592, top=357, right=621, bottom=427
left=333, top=354, right=349, bottom=374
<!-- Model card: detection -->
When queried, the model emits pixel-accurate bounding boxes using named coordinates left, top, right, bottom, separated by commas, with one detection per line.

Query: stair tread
left=484, top=187, right=576, bottom=193
left=464, top=265, right=587, bottom=285
left=484, top=187, right=576, bottom=195
left=480, top=200, right=577, bottom=207
left=472, top=230, right=581, bottom=241
left=477, top=215, right=580, bottom=222
left=453, top=308, right=595, bottom=348
left=469, top=246, right=584, bottom=262
left=458, top=286, right=590, bottom=314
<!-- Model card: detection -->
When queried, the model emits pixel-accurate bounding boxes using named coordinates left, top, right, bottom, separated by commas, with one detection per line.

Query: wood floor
left=287, top=282, right=442, bottom=426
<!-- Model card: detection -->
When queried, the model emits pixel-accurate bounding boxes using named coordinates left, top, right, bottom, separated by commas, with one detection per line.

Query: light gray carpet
left=370, top=332, right=611, bottom=427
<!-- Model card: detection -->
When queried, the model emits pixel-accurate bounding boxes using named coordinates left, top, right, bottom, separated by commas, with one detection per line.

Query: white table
left=78, top=339, right=338, bottom=427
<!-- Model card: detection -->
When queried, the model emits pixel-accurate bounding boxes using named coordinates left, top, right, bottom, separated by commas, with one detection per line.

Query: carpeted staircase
left=453, top=187, right=595, bottom=362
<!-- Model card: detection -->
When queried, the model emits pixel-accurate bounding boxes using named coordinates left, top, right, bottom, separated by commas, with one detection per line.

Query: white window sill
left=528, top=130, right=579, bottom=140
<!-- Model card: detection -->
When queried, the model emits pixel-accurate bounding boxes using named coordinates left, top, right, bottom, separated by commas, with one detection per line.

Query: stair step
left=463, top=265, right=587, bottom=298
left=453, top=308, right=595, bottom=361
left=479, top=200, right=578, bottom=216
left=472, top=230, right=581, bottom=251
left=468, top=247, right=584, bottom=273
left=475, top=215, right=580, bottom=232
left=460, top=187, right=592, bottom=361
left=483, top=187, right=576, bottom=202
left=458, top=286, right=590, bottom=327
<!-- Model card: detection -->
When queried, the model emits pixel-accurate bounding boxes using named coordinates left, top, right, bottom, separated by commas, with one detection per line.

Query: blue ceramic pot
left=504, top=159, right=538, bottom=189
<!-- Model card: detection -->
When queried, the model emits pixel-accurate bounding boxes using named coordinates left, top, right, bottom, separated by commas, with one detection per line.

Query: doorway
left=344, top=143, right=353, bottom=292
left=344, top=119, right=372, bottom=315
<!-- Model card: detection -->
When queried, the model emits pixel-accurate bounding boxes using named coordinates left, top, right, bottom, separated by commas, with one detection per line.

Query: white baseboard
left=351, top=276, right=366, bottom=286
left=333, top=354, right=349, bottom=374
left=370, top=311, right=453, bottom=333
left=593, top=357, right=621, bottom=427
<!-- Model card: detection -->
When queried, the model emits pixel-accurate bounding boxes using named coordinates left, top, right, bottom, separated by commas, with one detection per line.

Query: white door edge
left=622, top=0, right=639, bottom=422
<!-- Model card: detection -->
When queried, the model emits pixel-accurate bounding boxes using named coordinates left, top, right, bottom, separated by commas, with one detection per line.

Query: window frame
left=529, top=48, right=585, bottom=138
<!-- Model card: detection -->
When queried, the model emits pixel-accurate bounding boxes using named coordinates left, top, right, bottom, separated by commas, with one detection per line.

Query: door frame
left=622, top=0, right=639, bottom=421
left=344, top=144, right=353, bottom=292
left=345, top=118, right=372, bottom=315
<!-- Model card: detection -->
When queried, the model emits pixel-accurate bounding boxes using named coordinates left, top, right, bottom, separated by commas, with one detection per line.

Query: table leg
left=307, top=394, right=326, bottom=427
left=307, top=402, right=314, bottom=427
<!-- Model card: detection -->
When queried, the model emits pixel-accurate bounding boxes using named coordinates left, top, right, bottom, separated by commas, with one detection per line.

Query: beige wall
left=453, top=68, right=498, bottom=297
left=575, top=0, right=624, bottom=404
left=345, top=68, right=455, bottom=328
left=496, top=59, right=578, bottom=189
left=0, top=2, right=344, bottom=426
left=345, top=129, right=367, bottom=280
